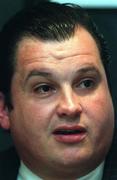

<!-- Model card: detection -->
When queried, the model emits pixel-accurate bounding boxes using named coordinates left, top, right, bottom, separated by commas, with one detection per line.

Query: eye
left=33, top=83, right=56, bottom=97
left=76, top=78, right=95, bottom=90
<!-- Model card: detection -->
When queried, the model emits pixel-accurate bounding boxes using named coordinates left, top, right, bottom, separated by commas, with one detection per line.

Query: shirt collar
left=17, top=161, right=104, bottom=180
left=79, top=161, right=104, bottom=180
left=17, top=161, right=42, bottom=180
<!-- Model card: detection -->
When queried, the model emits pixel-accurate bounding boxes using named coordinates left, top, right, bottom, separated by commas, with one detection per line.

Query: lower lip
left=53, top=132, right=87, bottom=144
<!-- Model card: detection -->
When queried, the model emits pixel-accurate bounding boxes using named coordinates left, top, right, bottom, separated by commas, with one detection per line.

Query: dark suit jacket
left=0, top=134, right=117, bottom=180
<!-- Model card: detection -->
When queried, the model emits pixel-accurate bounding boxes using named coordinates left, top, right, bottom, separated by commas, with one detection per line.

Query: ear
left=0, top=93, right=10, bottom=130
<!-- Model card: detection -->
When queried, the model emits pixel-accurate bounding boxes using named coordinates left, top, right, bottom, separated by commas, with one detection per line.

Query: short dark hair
left=0, top=1, right=110, bottom=109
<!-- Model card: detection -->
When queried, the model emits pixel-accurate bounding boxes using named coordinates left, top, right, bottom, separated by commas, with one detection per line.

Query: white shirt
left=17, top=161, right=104, bottom=180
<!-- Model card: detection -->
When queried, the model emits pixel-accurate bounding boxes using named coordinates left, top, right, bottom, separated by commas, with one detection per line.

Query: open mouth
left=53, top=126, right=87, bottom=143
left=53, top=129, right=85, bottom=135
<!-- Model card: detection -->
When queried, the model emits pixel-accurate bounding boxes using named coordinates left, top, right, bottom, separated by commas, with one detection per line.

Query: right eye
left=33, top=83, right=56, bottom=98
left=78, top=78, right=95, bottom=89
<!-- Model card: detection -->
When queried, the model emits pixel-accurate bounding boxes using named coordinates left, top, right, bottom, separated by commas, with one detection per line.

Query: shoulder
left=0, top=147, right=20, bottom=180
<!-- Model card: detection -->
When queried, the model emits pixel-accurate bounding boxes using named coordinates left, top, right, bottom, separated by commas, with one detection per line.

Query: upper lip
left=53, top=125, right=87, bottom=135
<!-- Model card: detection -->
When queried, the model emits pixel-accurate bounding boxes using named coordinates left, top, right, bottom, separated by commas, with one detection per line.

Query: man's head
left=0, top=1, right=110, bottom=108
left=0, top=1, right=114, bottom=179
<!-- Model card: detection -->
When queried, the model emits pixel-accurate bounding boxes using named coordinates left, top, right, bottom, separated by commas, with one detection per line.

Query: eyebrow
left=24, top=65, right=101, bottom=84
left=24, top=69, right=53, bottom=84
left=76, top=66, right=101, bottom=76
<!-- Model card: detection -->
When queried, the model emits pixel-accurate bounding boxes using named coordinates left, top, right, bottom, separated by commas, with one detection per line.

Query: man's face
left=9, top=27, right=114, bottom=179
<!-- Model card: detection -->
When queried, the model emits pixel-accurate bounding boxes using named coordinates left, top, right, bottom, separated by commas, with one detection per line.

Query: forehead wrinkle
left=48, top=41, right=96, bottom=60
left=23, top=53, right=96, bottom=65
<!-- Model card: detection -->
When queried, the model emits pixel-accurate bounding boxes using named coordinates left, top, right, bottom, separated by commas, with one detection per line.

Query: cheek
left=10, top=103, right=48, bottom=148
left=18, top=100, right=56, bottom=132
left=83, top=90, right=114, bottom=135
left=82, top=90, right=114, bottom=156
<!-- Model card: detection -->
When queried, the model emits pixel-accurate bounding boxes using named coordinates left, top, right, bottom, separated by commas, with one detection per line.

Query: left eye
left=33, top=84, right=56, bottom=96
left=77, top=79, right=95, bottom=89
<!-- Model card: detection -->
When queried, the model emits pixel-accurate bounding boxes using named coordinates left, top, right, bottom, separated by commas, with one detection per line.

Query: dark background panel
left=0, top=1, right=117, bottom=151
left=0, top=0, right=23, bottom=30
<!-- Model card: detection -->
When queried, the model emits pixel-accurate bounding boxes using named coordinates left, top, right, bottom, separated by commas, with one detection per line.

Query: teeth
left=54, top=129, right=81, bottom=135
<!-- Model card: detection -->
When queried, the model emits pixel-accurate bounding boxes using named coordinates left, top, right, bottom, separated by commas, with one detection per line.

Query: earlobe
left=0, top=93, right=10, bottom=130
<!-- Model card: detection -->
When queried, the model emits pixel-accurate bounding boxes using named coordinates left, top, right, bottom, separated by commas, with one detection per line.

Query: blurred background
left=0, top=0, right=117, bottom=151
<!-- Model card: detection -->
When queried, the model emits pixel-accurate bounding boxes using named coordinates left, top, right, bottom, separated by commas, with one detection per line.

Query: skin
left=2, top=26, right=114, bottom=179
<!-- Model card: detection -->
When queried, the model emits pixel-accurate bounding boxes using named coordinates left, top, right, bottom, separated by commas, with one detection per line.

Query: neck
left=21, top=160, right=104, bottom=180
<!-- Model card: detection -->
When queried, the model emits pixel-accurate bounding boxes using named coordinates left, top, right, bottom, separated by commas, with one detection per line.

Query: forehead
left=15, top=26, right=102, bottom=71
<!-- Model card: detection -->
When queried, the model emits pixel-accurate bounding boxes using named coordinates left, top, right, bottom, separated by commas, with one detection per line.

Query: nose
left=56, top=88, right=82, bottom=119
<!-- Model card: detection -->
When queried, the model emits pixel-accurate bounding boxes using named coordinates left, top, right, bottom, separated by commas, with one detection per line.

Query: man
left=0, top=1, right=116, bottom=179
